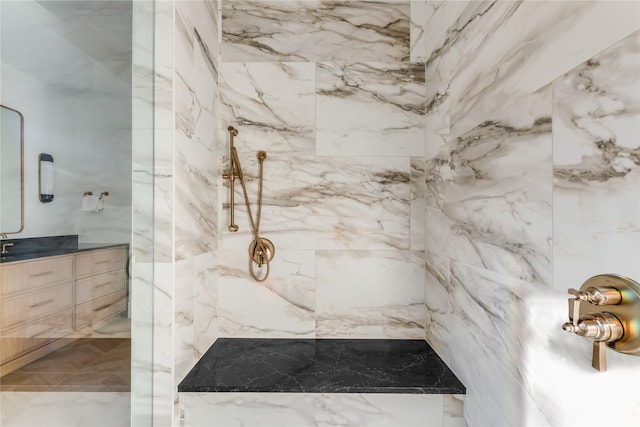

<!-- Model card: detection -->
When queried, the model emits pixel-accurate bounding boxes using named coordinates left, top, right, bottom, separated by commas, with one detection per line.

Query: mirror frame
left=0, top=104, right=25, bottom=235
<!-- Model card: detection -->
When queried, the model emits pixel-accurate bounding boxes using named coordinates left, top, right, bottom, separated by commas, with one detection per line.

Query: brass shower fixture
left=562, top=274, right=640, bottom=371
left=223, top=126, right=275, bottom=281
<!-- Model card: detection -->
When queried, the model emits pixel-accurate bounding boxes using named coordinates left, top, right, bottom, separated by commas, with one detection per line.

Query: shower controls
left=562, top=274, right=640, bottom=371
left=249, top=237, right=275, bottom=267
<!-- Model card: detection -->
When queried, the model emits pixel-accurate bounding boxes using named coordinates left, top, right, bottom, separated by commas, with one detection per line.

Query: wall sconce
left=38, top=153, right=54, bottom=203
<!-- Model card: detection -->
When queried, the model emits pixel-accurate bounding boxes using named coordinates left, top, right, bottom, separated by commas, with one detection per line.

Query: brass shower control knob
left=562, top=312, right=623, bottom=342
left=562, top=274, right=640, bottom=372
left=568, top=286, right=622, bottom=305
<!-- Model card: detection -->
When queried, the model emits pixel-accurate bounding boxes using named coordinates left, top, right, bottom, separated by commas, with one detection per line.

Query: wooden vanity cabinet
left=0, top=246, right=127, bottom=374
left=74, top=248, right=127, bottom=331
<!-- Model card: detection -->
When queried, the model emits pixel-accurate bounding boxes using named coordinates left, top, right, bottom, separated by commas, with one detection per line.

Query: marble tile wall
left=181, top=393, right=464, bottom=427
left=152, top=1, right=220, bottom=426
left=131, top=3, right=155, bottom=425
left=218, top=0, right=426, bottom=339
left=160, top=2, right=639, bottom=427
left=420, top=1, right=640, bottom=426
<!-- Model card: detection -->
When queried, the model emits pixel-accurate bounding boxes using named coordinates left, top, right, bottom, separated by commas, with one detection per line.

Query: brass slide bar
left=223, top=126, right=240, bottom=232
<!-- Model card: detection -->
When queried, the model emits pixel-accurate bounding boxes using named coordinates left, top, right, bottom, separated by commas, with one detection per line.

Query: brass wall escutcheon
left=249, top=238, right=275, bottom=266
left=562, top=274, right=640, bottom=371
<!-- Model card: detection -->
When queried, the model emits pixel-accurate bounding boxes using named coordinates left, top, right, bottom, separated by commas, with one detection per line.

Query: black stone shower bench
left=178, top=338, right=466, bottom=395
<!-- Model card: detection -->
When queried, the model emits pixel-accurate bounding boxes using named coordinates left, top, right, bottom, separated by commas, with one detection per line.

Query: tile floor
left=0, top=338, right=130, bottom=392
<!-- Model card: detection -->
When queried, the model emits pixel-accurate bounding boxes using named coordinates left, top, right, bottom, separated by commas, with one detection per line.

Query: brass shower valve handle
left=562, top=275, right=640, bottom=372
left=567, top=286, right=622, bottom=306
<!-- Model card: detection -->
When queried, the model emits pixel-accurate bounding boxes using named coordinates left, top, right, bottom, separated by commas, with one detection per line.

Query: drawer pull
left=95, top=282, right=112, bottom=289
left=95, top=260, right=112, bottom=265
left=29, top=299, right=54, bottom=309
left=30, top=327, right=54, bottom=339
left=29, top=271, right=54, bottom=278
left=93, top=303, right=112, bottom=312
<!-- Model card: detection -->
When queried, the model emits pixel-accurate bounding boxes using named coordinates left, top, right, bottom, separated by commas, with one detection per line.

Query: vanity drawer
left=75, top=290, right=126, bottom=330
left=76, top=247, right=126, bottom=278
left=76, top=270, right=125, bottom=304
left=0, top=256, right=75, bottom=296
left=1, top=309, right=73, bottom=363
left=1, top=282, right=73, bottom=329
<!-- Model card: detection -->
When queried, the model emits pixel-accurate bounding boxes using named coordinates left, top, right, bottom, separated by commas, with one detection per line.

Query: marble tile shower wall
left=153, top=1, right=220, bottom=426
left=417, top=1, right=640, bottom=427
left=218, top=0, right=427, bottom=339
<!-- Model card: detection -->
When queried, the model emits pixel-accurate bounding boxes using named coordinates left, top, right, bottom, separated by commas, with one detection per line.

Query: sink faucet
left=1, top=242, right=14, bottom=255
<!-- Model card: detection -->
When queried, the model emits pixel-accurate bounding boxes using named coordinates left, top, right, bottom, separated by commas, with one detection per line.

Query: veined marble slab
left=0, top=392, right=130, bottom=427
left=316, top=62, right=425, bottom=157
left=420, top=1, right=640, bottom=139
left=553, top=30, right=640, bottom=290
left=316, top=250, right=425, bottom=338
left=221, top=1, right=410, bottom=62
left=425, top=85, right=553, bottom=286
left=220, top=62, right=315, bottom=153
left=220, top=154, right=411, bottom=251
left=218, top=249, right=316, bottom=338
left=181, top=392, right=458, bottom=427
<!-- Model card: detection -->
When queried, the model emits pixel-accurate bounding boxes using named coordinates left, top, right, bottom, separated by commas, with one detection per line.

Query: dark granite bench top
left=178, top=338, right=465, bottom=394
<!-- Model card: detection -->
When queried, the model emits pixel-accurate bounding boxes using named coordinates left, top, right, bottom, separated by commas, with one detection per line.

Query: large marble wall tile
left=423, top=1, right=504, bottom=68
left=425, top=259, right=544, bottom=426
left=409, top=0, right=426, bottom=62
left=443, top=395, right=465, bottom=427
left=218, top=250, right=315, bottom=338
left=425, top=56, right=450, bottom=159
left=152, top=1, right=175, bottom=260
left=553, top=30, right=640, bottom=289
left=221, top=1, right=410, bottom=62
left=220, top=154, right=411, bottom=251
left=220, top=62, right=315, bottom=153
left=130, top=259, right=154, bottom=426
left=316, top=250, right=424, bottom=338
left=425, top=86, right=553, bottom=286
left=1, top=392, right=130, bottom=427
left=193, top=251, right=219, bottom=359
left=410, top=157, right=425, bottom=251
left=152, top=260, right=175, bottom=427
left=182, top=393, right=444, bottom=427
left=173, top=8, right=219, bottom=260
left=445, top=2, right=640, bottom=138
left=316, top=62, right=425, bottom=157
left=174, top=125, right=218, bottom=259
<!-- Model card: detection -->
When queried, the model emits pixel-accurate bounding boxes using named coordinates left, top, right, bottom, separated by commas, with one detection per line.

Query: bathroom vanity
left=0, top=239, right=128, bottom=375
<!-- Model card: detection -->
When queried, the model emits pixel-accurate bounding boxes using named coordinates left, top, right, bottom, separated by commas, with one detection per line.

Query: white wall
left=0, top=1, right=132, bottom=244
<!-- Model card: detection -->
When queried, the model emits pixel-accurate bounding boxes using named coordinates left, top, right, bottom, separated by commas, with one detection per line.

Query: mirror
left=0, top=104, right=24, bottom=235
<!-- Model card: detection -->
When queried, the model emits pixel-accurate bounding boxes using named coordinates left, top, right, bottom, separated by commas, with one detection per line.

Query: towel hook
left=99, top=191, right=109, bottom=199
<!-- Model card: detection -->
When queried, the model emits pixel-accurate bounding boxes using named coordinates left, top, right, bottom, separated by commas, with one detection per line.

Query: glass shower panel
left=0, top=1, right=154, bottom=425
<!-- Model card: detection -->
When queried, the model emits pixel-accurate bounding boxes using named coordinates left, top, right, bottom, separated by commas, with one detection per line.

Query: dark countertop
left=0, top=236, right=128, bottom=264
left=178, top=338, right=466, bottom=394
